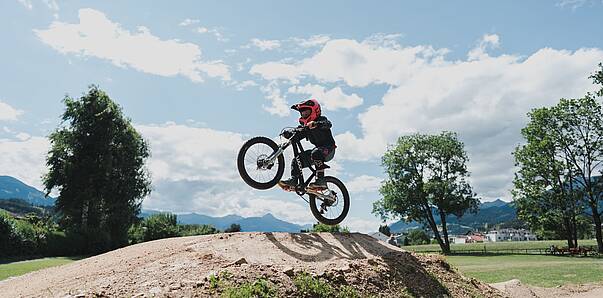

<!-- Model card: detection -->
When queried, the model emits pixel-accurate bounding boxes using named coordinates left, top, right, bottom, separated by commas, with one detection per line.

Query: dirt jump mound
left=0, top=232, right=503, bottom=297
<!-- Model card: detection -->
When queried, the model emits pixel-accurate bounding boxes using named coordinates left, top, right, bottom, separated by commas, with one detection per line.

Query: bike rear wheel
left=309, top=176, right=350, bottom=226
left=237, top=136, right=285, bottom=190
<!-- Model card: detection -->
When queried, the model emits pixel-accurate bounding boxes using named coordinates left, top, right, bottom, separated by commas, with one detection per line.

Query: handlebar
left=280, top=126, right=307, bottom=139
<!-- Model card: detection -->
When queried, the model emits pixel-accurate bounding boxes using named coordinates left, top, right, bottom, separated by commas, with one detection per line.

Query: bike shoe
left=278, top=177, right=298, bottom=191
left=308, top=177, right=327, bottom=190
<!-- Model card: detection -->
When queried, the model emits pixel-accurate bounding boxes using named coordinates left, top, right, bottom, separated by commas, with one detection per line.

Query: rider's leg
left=308, top=147, right=334, bottom=189
left=278, top=150, right=312, bottom=188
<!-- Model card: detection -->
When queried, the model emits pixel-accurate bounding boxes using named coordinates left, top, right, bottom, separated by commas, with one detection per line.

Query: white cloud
left=250, top=38, right=449, bottom=87
left=250, top=61, right=303, bottom=83
left=343, top=216, right=383, bottom=233
left=235, top=80, right=258, bottom=91
left=0, top=136, right=49, bottom=190
left=556, top=0, right=601, bottom=10
left=42, top=0, right=59, bottom=19
left=0, top=101, right=22, bottom=121
left=259, top=82, right=290, bottom=116
left=468, top=34, right=500, bottom=61
left=17, top=0, right=33, bottom=10
left=292, top=35, right=331, bottom=48
left=178, top=18, right=228, bottom=42
left=195, top=27, right=228, bottom=42
left=346, top=175, right=382, bottom=193
left=179, top=18, right=200, bottom=26
left=34, top=8, right=230, bottom=82
left=287, top=84, right=363, bottom=110
left=136, top=123, right=245, bottom=182
left=249, top=38, right=281, bottom=51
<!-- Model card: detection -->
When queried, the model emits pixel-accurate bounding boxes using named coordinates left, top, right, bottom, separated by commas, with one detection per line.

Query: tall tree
left=553, top=95, right=603, bottom=252
left=513, top=106, right=583, bottom=248
left=514, top=63, right=603, bottom=252
left=373, top=132, right=479, bottom=254
left=44, top=86, right=151, bottom=251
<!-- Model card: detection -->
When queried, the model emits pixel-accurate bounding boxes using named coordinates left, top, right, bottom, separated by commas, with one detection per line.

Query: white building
left=486, top=228, right=537, bottom=242
left=450, top=236, right=467, bottom=244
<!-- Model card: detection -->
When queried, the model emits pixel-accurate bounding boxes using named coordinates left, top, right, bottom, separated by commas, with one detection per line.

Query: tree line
left=373, top=63, right=603, bottom=254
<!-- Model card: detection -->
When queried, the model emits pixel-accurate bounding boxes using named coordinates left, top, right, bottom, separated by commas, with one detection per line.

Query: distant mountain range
left=141, top=210, right=313, bottom=233
left=389, top=199, right=517, bottom=233
left=0, top=176, right=55, bottom=206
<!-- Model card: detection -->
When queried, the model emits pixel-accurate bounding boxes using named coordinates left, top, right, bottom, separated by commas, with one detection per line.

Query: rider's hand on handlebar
left=282, top=129, right=294, bottom=139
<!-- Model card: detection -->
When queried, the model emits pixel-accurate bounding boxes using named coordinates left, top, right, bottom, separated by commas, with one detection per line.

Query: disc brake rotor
left=256, top=154, right=270, bottom=170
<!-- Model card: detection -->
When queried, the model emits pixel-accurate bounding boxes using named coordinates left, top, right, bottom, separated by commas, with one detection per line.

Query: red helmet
left=291, top=99, right=321, bottom=126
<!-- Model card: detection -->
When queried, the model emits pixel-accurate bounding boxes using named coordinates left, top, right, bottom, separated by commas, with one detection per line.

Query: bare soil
left=491, top=279, right=603, bottom=298
left=0, top=232, right=504, bottom=297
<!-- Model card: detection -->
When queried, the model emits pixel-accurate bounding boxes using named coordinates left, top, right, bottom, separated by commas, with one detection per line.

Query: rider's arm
left=313, top=118, right=332, bottom=129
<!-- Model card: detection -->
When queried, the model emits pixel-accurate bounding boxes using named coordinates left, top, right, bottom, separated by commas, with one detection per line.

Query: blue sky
left=1, top=0, right=602, bottom=232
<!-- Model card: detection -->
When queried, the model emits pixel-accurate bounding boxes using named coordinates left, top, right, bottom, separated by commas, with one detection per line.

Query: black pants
left=291, top=147, right=335, bottom=177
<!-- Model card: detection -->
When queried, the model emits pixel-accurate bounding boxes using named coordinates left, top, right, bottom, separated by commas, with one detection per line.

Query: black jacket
left=297, top=116, right=336, bottom=148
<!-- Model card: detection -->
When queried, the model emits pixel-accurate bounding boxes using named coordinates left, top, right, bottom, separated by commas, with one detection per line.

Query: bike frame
left=266, top=130, right=319, bottom=196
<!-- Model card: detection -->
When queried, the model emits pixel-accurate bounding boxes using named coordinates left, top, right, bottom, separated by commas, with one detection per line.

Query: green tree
left=0, top=211, right=18, bottom=256
left=553, top=95, right=603, bottom=252
left=378, top=224, right=391, bottom=236
left=44, top=86, right=151, bottom=252
left=592, top=63, right=603, bottom=97
left=514, top=64, right=603, bottom=252
left=373, top=132, right=479, bottom=254
left=406, top=229, right=430, bottom=245
left=513, top=106, right=583, bottom=248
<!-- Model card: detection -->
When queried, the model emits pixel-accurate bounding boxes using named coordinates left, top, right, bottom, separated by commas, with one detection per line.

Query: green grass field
left=0, top=257, right=81, bottom=281
left=405, top=239, right=598, bottom=253
left=446, top=254, right=603, bottom=287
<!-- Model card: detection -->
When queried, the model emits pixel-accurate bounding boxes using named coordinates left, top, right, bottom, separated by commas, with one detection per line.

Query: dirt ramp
left=0, top=232, right=503, bottom=297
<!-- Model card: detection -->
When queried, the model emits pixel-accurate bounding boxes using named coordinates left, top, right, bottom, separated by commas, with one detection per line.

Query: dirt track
left=491, top=279, right=603, bottom=298
left=0, top=232, right=502, bottom=297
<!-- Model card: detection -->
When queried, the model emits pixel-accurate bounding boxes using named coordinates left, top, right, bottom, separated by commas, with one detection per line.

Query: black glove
left=282, top=130, right=294, bottom=139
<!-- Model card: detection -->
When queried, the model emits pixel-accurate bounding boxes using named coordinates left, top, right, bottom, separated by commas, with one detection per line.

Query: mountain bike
left=237, top=126, right=350, bottom=225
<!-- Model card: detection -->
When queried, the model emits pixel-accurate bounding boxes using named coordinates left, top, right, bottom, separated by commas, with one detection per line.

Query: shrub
left=310, top=223, right=350, bottom=233
left=178, top=224, right=219, bottom=236
left=141, top=213, right=178, bottom=242
left=224, top=223, right=241, bottom=233
left=294, top=272, right=334, bottom=297
left=222, top=279, right=277, bottom=298
left=127, top=223, right=145, bottom=244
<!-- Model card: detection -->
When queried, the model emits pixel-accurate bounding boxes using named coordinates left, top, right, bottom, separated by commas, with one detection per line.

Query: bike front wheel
left=309, top=176, right=350, bottom=226
left=237, top=136, right=285, bottom=190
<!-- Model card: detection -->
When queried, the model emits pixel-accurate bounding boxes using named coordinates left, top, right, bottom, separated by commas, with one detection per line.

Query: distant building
left=450, top=236, right=467, bottom=244
left=486, top=228, right=537, bottom=242
left=466, top=232, right=486, bottom=243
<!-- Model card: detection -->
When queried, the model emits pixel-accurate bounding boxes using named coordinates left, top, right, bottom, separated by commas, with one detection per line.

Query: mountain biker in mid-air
left=277, top=99, right=336, bottom=190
